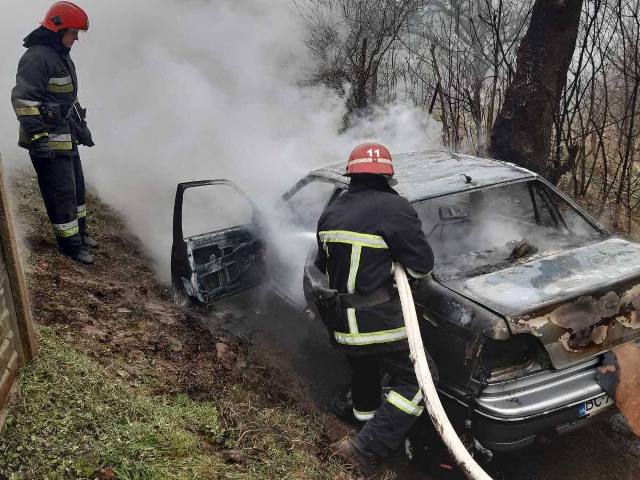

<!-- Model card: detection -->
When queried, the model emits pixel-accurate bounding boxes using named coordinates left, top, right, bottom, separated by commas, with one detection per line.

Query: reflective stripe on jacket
left=11, top=43, right=81, bottom=154
left=315, top=176, right=434, bottom=354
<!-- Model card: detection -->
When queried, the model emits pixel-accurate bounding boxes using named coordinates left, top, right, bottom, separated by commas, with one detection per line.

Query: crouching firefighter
left=11, top=1, right=97, bottom=264
left=315, top=143, right=437, bottom=473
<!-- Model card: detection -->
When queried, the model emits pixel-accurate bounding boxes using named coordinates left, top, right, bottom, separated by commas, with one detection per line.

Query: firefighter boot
left=69, top=247, right=94, bottom=264
left=81, top=233, right=98, bottom=248
left=334, top=436, right=380, bottom=476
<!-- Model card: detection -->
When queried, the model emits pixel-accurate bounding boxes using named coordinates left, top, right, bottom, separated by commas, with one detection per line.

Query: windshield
left=412, top=180, right=605, bottom=281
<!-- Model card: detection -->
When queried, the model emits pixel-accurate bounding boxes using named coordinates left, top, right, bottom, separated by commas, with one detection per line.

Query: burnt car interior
left=413, top=179, right=607, bottom=281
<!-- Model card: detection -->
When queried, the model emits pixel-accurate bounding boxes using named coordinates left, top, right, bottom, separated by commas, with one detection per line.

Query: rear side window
left=536, top=185, right=596, bottom=236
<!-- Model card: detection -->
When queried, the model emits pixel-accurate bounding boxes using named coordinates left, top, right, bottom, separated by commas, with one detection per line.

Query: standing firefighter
left=11, top=1, right=97, bottom=264
left=315, top=143, right=436, bottom=473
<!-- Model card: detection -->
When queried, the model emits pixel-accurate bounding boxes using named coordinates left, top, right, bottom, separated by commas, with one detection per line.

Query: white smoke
left=0, top=0, right=441, bottom=282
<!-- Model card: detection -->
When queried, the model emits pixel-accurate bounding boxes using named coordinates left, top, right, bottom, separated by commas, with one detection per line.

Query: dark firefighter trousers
left=30, top=152, right=86, bottom=253
left=349, top=349, right=439, bottom=458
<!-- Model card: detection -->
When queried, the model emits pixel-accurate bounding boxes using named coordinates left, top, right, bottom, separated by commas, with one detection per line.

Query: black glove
left=77, top=124, right=95, bottom=147
left=30, top=136, right=53, bottom=160
left=74, top=105, right=95, bottom=147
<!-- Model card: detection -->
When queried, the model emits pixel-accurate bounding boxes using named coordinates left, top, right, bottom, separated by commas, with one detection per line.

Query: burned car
left=171, top=150, right=640, bottom=455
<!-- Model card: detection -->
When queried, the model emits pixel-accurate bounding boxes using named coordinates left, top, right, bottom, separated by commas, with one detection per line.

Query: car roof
left=309, top=149, right=536, bottom=202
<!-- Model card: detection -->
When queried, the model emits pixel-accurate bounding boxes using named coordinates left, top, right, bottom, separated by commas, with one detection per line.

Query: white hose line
left=394, top=264, right=493, bottom=480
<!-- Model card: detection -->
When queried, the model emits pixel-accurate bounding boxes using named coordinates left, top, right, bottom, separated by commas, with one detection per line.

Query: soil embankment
left=0, top=171, right=350, bottom=479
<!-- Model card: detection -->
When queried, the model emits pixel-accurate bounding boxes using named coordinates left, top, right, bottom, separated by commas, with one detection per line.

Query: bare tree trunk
left=354, top=37, right=369, bottom=110
left=484, top=0, right=503, bottom=152
left=489, top=0, right=583, bottom=178
left=431, top=44, right=452, bottom=146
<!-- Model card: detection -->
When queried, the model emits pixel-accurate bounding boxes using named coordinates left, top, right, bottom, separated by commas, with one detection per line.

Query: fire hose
left=394, top=264, right=493, bottom=480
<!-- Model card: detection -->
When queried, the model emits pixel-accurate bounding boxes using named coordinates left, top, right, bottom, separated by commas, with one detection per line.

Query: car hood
left=441, top=237, right=640, bottom=368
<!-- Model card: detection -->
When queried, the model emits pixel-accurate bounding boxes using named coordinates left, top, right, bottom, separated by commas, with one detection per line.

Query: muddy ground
left=216, top=291, right=640, bottom=480
left=9, top=169, right=640, bottom=479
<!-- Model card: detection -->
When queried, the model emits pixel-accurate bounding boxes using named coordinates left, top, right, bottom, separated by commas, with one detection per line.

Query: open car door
left=171, top=179, right=264, bottom=306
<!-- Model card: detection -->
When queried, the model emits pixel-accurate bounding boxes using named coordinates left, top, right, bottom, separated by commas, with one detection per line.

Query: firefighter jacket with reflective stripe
left=11, top=33, right=83, bottom=155
left=315, top=176, right=434, bottom=354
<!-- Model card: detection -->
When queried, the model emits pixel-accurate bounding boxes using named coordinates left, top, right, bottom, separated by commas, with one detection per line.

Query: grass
left=0, top=327, right=345, bottom=480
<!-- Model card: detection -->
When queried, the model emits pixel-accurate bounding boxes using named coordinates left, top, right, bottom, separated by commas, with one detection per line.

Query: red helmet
left=346, top=142, right=394, bottom=176
left=41, top=2, right=89, bottom=32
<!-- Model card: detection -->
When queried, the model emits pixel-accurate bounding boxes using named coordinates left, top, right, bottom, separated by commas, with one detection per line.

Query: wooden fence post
left=0, top=157, right=36, bottom=363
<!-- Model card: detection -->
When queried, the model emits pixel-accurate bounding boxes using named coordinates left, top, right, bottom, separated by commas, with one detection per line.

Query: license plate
left=578, top=394, right=614, bottom=417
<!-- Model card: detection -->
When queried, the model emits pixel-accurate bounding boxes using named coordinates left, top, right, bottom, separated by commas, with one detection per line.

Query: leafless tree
left=300, top=0, right=640, bottom=235
left=297, top=0, right=422, bottom=118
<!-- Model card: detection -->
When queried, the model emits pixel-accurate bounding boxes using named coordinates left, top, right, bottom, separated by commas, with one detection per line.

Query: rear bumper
left=471, top=396, right=617, bottom=451
left=442, top=359, right=617, bottom=452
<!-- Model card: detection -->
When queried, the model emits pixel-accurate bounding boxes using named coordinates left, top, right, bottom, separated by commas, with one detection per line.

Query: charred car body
left=172, top=151, right=640, bottom=455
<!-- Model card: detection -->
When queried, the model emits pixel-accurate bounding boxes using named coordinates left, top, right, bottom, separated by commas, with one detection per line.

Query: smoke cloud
left=0, top=0, right=441, bottom=283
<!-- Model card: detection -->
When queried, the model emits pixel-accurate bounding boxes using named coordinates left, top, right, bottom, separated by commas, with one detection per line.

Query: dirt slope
left=1, top=170, right=351, bottom=479
left=12, top=170, right=236, bottom=400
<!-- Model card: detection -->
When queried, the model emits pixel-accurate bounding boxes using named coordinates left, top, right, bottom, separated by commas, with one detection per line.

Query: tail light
left=479, top=335, right=549, bottom=382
